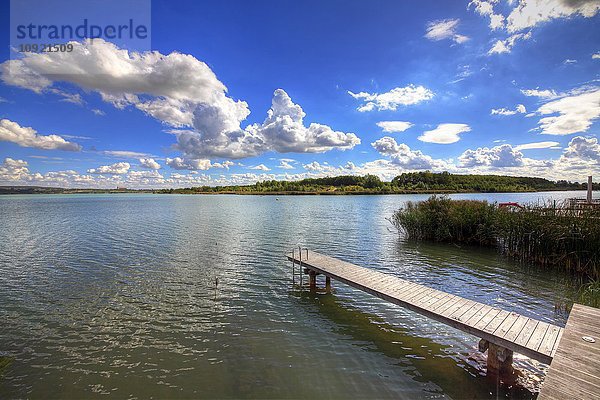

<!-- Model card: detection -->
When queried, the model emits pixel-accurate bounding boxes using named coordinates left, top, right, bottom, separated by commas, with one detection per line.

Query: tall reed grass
left=391, top=196, right=600, bottom=280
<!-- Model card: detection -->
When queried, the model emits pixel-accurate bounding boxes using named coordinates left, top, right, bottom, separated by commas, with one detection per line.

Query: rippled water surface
left=0, top=192, right=592, bottom=399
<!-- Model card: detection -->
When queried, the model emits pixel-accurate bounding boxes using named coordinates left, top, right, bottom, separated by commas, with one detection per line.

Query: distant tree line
left=2, top=172, right=595, bottom=195
left=158, top=171, right=597, bottom=194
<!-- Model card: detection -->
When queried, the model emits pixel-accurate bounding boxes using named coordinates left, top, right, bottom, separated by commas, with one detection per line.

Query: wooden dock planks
left=538, top=304, right=600, bottom=399
left=288, top=250, right=563, bottom=364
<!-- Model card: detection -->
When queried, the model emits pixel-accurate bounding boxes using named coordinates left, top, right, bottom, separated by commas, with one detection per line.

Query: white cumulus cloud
left=0, top=158, right=30, bottom=180
left=278, top=159, right=295, bottom=169
left=139, top=158, right=161, bottom=170
left=376, top=121, right=414, bottom=133
left=166, top=157, right=212, bottom=171
left=468, top=0, right=506, bottom=29
left=0, top=119, right=82, bottom=151
left=348, top=85, right=434, bottom=112
left=562, top=136, right=600, bottom=162
left=488, top=32, right=532, bottom=54
left=303, top=161, right=332, bottom=172
left=459, top=144, right=525, bottom=167
left=491, top=104, right=527, bottom=115
left=212, top=161, right=234, bottom=169
left=505, top=0, right=599, bottom=33
left=249, top=164, right=271, bottom=171
left=418, top=123, right=471, bottom=144
left=88, top=162, right=131, bottom=175
left=1, top=40, right=357, bottom=160
left=371, top=137, right=445, bottom=170
left=521, top=88, right=560, bottom=99
left=176, top=88, right=360, bottom=159
left=472, top=0, right=599, bottom=54
left=254, top=89, right=360, bottom=153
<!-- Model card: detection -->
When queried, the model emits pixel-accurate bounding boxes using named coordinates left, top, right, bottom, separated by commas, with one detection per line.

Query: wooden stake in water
left=588, top=175, right=593, bottom=204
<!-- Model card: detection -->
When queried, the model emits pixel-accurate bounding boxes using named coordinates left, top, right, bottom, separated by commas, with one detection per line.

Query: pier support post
left=309, top=270, right=317, bottom=291
left=478, top=338, right=489, bottom=353
left=325, top=276, right=331, bottom=293
left=486, top=342, right=513, bottom=375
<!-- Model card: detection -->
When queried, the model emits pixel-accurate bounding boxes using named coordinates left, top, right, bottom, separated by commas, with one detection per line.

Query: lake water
left=0, top=191, right=595, bottom=399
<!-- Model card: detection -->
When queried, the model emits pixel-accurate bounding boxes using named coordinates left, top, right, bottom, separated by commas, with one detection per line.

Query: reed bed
left=391, top=196, right=600, bottom=281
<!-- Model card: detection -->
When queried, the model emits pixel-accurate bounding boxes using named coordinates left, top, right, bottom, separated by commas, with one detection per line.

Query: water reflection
left=296, top=291, right=536, bottom=399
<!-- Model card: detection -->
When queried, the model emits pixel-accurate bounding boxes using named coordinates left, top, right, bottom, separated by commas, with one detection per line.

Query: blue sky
left=0, top=0, right=599, bottom=188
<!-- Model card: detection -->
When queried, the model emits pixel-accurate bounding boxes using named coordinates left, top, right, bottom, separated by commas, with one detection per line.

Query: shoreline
left=2, top=173, right=596, bottom=196
left=0, top=188, right=596, bottom=196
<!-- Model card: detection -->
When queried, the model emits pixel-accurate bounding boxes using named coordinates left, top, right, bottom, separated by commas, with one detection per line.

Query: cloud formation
left=103, top=150, right=152, bottom=158
left=469, top=0, right=506, bottom=30
left=0, top=119, right=82, bottom=151
left=1, top=135, right=599, bottom=188
left=166, top=157, right=212, bottom=170
left=533, top=87, right=600, bottom=135
left=278, top=159, right=295, bottom=169
left=139, top=158, right=161, bottom=170
left=253, top=89, right=360, bottom=154
left=212, top=161, right=235, bottom=169
left=488, top=32, right=532, bottom=54
left=176, top=88, right=360, bottom=159
left=505, top=0, right=599, bottom=33
left=521, top=88, right=559, bottom=99
left=562, top=136, right=600, bottom=162
left=376, top=121, right=414, bottom=133
left=459, top=144, right=525, bottom=167
left=371, top=137, right=445, bottom=169
left=87, top=162, right=131, bottom=175
left=471, top=0, right=599, bottom=54
left=249, top=164, right=271, bottom=171
left=0, top=40, right=357, bottom=160
left=424, top=19, right=469, bottom=43
left=0, top=158, right=30, bottom=181
left=491, top=104, right=527, bottom=116
left=348, top=85, right=434, bottom=112
left=514, top=141, right=560, bottom=150
left=418, top=123, right=471, bottom=144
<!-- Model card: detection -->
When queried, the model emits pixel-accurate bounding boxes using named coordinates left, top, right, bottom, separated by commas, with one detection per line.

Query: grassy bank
left=391, top=196, right=600, bottom=282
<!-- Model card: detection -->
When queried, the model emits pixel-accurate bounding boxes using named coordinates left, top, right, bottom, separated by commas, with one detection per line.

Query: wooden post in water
left=309, top=270, right=317, bottom=291
left=480, top=340, right=513, bottom=375
left=325, top=276, right=331, bottom=293
left=588, top=175, right=593, bottom=204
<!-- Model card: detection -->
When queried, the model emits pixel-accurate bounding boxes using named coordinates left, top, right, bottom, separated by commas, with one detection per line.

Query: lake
left=0, top=191, right=593, bottom=399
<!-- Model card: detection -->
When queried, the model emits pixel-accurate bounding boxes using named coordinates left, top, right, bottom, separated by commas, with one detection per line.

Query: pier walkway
left=288, top=249, right=600, bottom=397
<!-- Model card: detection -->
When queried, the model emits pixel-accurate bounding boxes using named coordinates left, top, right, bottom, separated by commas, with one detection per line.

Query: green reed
left=392, top=196, right=600, bottom=281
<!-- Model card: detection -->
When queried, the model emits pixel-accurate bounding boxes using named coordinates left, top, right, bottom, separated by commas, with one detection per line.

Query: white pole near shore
left=588, top=175, right=593, bottom=203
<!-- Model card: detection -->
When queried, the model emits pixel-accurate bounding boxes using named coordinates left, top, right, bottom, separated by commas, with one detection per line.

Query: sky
left=0, top=0, right=599, bottom=188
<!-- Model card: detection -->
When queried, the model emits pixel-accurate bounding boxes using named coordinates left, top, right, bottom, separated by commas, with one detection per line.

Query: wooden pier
left=288, top=250, right=600, bottom=395
left=538, top=303, right=600, bottom=399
